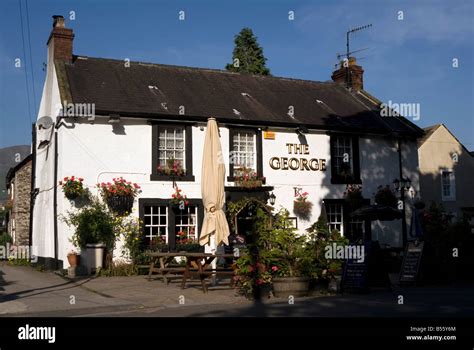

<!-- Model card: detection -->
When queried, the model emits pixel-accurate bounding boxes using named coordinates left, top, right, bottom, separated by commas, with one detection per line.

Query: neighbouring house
left=5, top=154, right=32, bottom=245
left=418, top=124, right=474, bottom=225
left=32, top=15, right=423, bottom=270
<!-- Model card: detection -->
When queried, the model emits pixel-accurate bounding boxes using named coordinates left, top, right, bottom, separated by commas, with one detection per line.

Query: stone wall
left=10, top=160, right=32, bottom=245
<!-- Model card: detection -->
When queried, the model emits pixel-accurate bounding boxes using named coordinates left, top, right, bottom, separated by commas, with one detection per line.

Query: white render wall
left=44, top=121, right=420, bottom=265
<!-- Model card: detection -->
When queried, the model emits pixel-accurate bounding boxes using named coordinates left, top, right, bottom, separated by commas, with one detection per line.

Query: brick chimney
left=331, top=57, right=364, bottom=91
left=46, top=15, right=74, bottom=62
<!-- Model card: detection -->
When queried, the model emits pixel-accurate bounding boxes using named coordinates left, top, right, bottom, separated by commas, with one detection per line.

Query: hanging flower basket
left=60, top=176, right=85, bottom=200
left=374, top=185, right=398, bottom=208
left=97, top=177, right=141, bottom=216
left=344, top=184, right=364, bottom=210
left=170, top=186, right=189, bottom=211
left=293, top=191, right=313, bottom=221
left=106, top=195, right=134, bottom=215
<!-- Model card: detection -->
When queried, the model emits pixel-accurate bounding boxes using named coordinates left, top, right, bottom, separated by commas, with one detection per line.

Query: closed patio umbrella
left=199, top=118, right=230, bottom=247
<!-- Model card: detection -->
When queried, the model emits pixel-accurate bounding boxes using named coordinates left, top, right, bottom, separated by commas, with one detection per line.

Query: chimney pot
left=52, top=15, right=65, bottom=28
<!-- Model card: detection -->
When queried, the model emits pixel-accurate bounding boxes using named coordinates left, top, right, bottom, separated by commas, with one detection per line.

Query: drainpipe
left=53, top=131, right=59, bottom=269
left=29, top=123, right=36, bottom=247
left=397, top=139, right=407, bottom=247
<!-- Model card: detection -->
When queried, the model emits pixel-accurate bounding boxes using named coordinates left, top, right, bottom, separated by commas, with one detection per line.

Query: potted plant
left=234, top=167, right=266, bottom=189
left=59, top=176, right=85, bottom=200
left=374, top=185, right=398, bottom=208
left=293, top=191, right=313, bottom=221
left=170, top=186, right=189, bottom=211
left=306, top=213, right=349, bottom=293
left=232, top=254, right=274, bottom=298
left=63, top=200, right=116, bottom=274
left=262, top=210, right=314, bottom=297
left=97, top=177, right=141, bottom=215
left=67, top=249, right=80, bottom=267
left=175, top=231, right=203, bottom=252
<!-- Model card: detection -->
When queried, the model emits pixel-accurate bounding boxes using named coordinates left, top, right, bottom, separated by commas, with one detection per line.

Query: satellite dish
left=37, top=116, right=54, bottom=130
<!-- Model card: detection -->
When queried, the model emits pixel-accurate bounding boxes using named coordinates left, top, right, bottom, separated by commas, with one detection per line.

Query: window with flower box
left=139, top=198, right=203, bottom=250
left=151, top=123, right=194, bottom=181
left=228, top=128, right=263, bottom=182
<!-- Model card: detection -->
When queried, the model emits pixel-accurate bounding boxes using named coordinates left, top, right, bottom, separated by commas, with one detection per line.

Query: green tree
left=225, top=28, right=270, bottom=75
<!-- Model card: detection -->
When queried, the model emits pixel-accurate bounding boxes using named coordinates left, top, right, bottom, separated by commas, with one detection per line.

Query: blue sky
left=1, top=0, right=473, bottom=149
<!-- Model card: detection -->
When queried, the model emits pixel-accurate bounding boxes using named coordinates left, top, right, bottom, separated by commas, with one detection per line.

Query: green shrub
left=63, top=200, right=115, bottom=250
left=0, top=232, right=12, bottom=247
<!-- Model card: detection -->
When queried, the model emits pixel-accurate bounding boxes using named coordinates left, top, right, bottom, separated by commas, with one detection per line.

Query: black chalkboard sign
left=399, top=241, right=424, bottom=284
left=341, top=242, right=371, bottom=293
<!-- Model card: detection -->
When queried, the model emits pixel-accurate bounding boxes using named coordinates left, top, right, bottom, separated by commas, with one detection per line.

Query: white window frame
left=232, top=130, right=256, bottom=174
left=440, top=169, right=456, bottom=201
left=143, top=205, right=169, bottom=243
left=158, top=126, right=185, bottom=168
left=175, top=205, right=199, bottom=241
left=326, top=203, right=344, bottom=236
left=333, top=136, right=353, bottom=176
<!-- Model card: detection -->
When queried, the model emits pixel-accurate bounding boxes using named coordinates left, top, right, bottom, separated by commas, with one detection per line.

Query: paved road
left=1, top=263, right=473, bottom=317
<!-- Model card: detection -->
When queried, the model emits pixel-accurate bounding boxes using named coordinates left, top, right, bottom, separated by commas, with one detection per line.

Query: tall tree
left=225, top=28, right=270, bottom=75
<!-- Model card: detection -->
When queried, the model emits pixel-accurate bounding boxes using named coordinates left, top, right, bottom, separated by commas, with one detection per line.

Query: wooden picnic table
left=146, top=252, right=235, bottom=293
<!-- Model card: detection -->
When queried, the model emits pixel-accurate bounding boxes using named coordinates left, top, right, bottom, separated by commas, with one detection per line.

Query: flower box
left=234, top=167, right=266, bottom=189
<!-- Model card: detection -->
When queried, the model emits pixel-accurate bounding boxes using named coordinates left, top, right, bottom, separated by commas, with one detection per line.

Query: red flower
left=271, top=266, right=278, bottom=272
left=78, top=178, right=84, bottom=182
left=256, top=279, right=264, bottom=285
left=63, top=177, right=68, bottom=181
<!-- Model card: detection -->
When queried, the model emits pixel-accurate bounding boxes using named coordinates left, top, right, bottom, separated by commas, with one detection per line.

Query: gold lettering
left=300, top=158, right=310, bottom=170
left=294, top=144, right=301, bottom=154
left=303, top=145, right=309, bottom=154
left=286, top=143, right=293, bottom=154
left=309, top=159, right=319, bottom=171
left=270, top=157, right=281, bottom=169
left=320, top=159, right=326, bottom=171
left=281, top=157, right=289, bottom=170
left=289, top=158, right=299, bottom=170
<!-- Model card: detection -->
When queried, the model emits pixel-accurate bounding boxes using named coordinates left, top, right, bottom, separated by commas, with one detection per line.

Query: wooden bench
left=144, top=252, right=235, bottom=292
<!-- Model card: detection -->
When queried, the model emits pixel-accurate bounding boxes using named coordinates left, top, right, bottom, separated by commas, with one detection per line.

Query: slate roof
left=418, top=124, right=441, bottom=146
left=55, top=56, right=424, bottom=137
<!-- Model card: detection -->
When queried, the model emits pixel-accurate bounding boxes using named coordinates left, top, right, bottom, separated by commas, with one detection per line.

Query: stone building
left=6, top=154, right=32, bottom=245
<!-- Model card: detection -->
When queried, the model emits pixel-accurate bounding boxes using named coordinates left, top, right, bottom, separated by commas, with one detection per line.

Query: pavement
left=1, top=262, right=473, bottom=317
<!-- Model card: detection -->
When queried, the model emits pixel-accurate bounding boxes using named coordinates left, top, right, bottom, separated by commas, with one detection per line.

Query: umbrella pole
left=210, top=235, right=217, bottom=286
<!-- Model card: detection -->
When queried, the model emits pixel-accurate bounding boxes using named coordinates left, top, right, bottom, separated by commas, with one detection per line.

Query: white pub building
left=32, top=16, right=423, bottom=269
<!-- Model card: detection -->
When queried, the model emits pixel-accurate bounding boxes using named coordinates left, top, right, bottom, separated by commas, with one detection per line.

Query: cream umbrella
left=199, top=118, right=230, bottom=248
